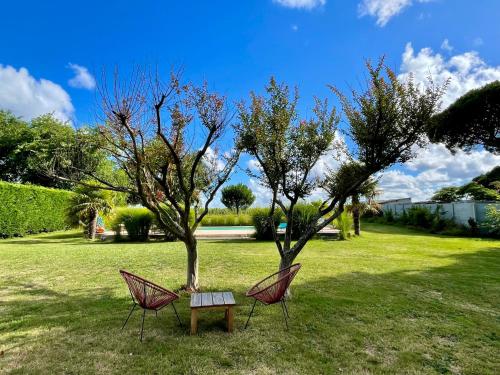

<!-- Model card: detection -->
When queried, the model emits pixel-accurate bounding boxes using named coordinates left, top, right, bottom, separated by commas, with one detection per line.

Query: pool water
left=197, top=226, right=255, bottom=231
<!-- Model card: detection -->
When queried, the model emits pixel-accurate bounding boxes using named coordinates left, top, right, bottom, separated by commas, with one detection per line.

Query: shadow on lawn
left=1, top=245, right=499, bottom=373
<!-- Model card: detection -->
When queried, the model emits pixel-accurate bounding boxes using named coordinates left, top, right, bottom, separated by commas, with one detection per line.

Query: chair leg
left=140, top=309, right=146, bottom=342
left=244, top=299, right=257, bottom=329
left=280, top=300, right=289, bottom=330
left=122, top=303, right=137, bottom=330
left=282, top=298, right=290, bottom=318
left=171, top=302, right=183, bottom=327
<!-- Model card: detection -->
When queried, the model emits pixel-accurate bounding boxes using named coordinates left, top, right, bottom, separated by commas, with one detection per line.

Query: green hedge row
left=0, top=181, right=74, bottom=238
left=201, top=213, right=252, bottom=226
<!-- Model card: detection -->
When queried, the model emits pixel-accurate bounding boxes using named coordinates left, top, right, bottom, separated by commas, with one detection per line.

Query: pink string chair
left=119, top=270, right=182, bottom=341
left=244, top=263, right=301, bottom=329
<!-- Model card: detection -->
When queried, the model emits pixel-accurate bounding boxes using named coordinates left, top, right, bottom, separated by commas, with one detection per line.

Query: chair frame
left=244, top=263, right=301, bottom=330
left=120, top=270, right=182, bottom=341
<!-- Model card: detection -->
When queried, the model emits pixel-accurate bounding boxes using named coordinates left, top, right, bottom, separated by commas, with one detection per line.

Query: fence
left=380, top=201, right=499, bottom=226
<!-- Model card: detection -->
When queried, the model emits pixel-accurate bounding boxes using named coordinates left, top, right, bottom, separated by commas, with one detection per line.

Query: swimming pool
left=197, top=226, right=255, bottom=231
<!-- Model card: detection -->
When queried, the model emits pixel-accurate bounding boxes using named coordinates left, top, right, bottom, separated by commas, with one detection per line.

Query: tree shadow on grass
left=287, top=246, right=500, bottom=373
left=0, top=245, right=498, bottom=374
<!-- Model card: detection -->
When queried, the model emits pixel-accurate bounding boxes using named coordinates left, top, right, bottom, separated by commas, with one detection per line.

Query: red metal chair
left=119, top=270, right=182, bottom=341
left=244, top=263, right=301, bottom=329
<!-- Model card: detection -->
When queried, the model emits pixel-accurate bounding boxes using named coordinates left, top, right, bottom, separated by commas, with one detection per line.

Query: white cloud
left=0, top=64, right=74, bottom=122
left=273, top=0, right=325, bottom=10
left=399, top=42, right=500, bottom=108
left=203, top=147, right=225, bottom=172
left=291, top=24, right=299, bottom=31
left=378, top=143, right=500, bottom=201
left=379, top=44, right=500, bottom=201
left=358, top=0, right=432, bottom=27
left=68, top=63, right=96, bottom=90
left=440, top=39, right=453, bottom=53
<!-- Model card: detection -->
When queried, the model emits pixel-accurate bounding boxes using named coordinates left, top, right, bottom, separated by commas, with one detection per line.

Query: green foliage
left=0, top=181, right=73, bottom=238
left=290, top=203, right=317, bottom=240
left=220, top=183, right=255, bottom=213
left=429, top=80, right=500, bottom=154
left=111, top=207, right=155, bottom=241
left=473, top=166, right=500, bottom=191
left=384, top=209, right=395, bottom=223
left=0, top=111, right=108, bottom=189
left=251, top=208, right=283, bottom=240
left=458, top=182, right=500, bottom=201
left=432, top=186, right=462, bottom=202
left=481, top=205, right=500, bottom=237
left=335, top=211, right=353, bottom=240
left=201, top=213, right=252, bottom=226
left=68, top=184, right=114, bottom=238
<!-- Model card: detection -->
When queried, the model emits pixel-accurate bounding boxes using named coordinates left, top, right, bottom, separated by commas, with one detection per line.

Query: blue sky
left=1, top=0, right=499, bottom=204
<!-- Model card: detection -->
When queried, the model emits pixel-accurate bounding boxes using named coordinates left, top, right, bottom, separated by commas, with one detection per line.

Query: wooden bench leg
left=190, top=308, right=198, bottom=335
left=227, top=306, right=234, bottom=333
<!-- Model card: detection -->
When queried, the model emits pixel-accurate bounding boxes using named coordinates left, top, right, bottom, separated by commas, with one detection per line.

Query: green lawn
left=0, top=224, right=498, bottom=374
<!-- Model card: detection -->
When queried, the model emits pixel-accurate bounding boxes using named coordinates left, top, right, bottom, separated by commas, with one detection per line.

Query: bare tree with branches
left=56, top=69, right=239, bottom=290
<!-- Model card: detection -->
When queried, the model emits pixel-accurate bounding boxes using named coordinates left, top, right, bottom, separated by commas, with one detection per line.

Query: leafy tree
left=69, top=184, right=114, bottom=239
left=473, top=166, right=500, bottom=192
left=0, top=111, right=32, bottom=182
left=428, top=80, right=500, bottom=154
left=0, top=111, right=106, bottom=189
left=221, top=183, right=255, bottom=213
left=236, top=60, right=445, bottom=273
left=349, top=177, right=379, bottom=235
left=431, top=186, right=462, bottom=202
left=458, top=182, right=500, bottom=201
left=55, top=71, right=239, bottom=290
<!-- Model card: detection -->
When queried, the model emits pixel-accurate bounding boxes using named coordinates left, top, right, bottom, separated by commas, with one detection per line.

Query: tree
left=458, top=182, right=500, bottom=201
left=236, top=60, right=445, bottom=273
left=349, top=178, right=379, bottom=235
left=431, top=186, right=462, bottom=202
left=221, top=183, right=255, bottom=213
left=69, top=184, right=114, bottom=239
left=55, top=70, right=239, bottom=290
left=0, top=111, right=106, bottom=189
left=428, top=81, right=500, bottom=154
left=0, top=111, right=32, bottom=182
left=473, top=166, right=500, bottom=192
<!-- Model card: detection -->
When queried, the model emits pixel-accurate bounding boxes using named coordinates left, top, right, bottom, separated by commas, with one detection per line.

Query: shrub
left=334, top=211, right=353, bottom=240
left=406, top=206, right=433, bottom=229
left=201, top=213, right=252, bottom=226
left=481, top=205, right=500, bottom=237
left=111, top=207, right=155, bottom=241
left=0, top=181, right=74, bottom=238
left=251, top=208, right=283, bottom=240
left=290, top=203, right=317, bottom=240
left=384, top=209, right=395, bottom=223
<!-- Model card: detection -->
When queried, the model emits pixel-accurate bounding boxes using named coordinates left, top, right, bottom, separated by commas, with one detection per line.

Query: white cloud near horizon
left=273, top=0, right=325, bottom=10
left=68, top=63, right=96, bottom=90
left=0, top=64, right=74, bottom=122
left=358, top=0, right=432, bottom=27
left=376, top=44, right=500, bottom=202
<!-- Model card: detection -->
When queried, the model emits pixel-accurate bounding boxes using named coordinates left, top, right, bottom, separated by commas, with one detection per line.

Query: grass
left=0, top=223, right=499, bottom=374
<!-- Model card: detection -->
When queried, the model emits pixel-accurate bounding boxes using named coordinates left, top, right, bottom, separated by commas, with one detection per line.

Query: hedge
left=0, top=181, right=74, bottom=238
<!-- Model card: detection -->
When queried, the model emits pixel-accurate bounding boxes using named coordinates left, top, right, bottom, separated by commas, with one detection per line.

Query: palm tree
left=69, top=184, right=114, bottom=239
left=349, top=178, right=380, bottom=236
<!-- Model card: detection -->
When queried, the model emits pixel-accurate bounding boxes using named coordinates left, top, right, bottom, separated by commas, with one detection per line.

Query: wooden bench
left=190, top=292, right=236, bottom=335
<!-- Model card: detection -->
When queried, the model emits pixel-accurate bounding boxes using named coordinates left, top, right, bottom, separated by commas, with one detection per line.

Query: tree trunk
left=185, top=236, right=199, bottom=291
left=88, top=210, right=98, bottom=240
left=352, top=194, right=361, bottom=236
left=279, top=253, right=295, bottom=298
